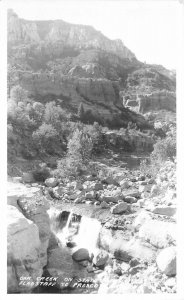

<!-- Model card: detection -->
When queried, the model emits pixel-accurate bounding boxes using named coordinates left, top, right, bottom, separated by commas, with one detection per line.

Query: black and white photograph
left=1, top=0, right=184, bottom=296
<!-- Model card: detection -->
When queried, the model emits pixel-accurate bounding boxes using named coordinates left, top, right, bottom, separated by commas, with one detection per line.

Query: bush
left=139, top=128, right=176, bottom=177
left=32, top=123, right=60, bottom=155
left=32, top=163, right=51, bottom=182
left=10, top=85, right=28, bottom=103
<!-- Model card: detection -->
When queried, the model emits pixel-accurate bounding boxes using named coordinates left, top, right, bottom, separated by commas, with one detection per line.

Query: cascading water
left=73, top=216, right=101, bottom=254
left=49, top=208, right=102, bottom=253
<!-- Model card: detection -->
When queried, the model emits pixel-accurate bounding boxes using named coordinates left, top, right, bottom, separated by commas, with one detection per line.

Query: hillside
left=8, top=9, right=175, bottom=131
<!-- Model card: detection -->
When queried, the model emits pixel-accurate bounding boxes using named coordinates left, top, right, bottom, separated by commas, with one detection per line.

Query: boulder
left=139, top=220, right=176, bottom=248
left=102, top=177, right=119, bottom=186
left=85, top=191, right=96, bottom=199
left=119, top=180, right=130, bottom=189
left=123, top=190, right=140, bottom=198
left=151, top=185, right=160, bottom=196
left=45, top=177, right=58, bottom=188
left=92, top=249, right=109, bottom=267
left=101, top=196, right=118, bottom=203
left=72, top=248, right=90, bottom=262
left=110, top=202, right=128, bottom=214
left=93, top=183, right=104, bottom=191
left=124, top=196, right=137, bottom=204
left=156, top=247, right=176, bottom=276
left=75, top=182, right=83, bottom=190
left=151, top=205, right=176, bottom=217
left=22, top=172, right=35, bottom=183
left=7, top=205, right=42, bottom=293
left=100, top=201, right=109, bottom=209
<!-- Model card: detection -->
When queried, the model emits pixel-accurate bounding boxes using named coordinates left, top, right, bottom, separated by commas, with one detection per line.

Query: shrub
left=10, top=85, right=28, bottom=103
left=139, top=128, right=176, bottom=177
left=32, top=163, right=51, bottom=182
left=32, top=123, right=60, bottom=155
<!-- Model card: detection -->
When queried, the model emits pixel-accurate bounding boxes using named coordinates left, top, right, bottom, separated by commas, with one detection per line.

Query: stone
left=123, top=190, right=140, bottom=198
left=110, top=202, right=128, bottom=214
left=74, top=198, right=82, bottom=204
left=101, top=196, right=118, bottom=203
left=148, top=178, right=156, bottom=184
left=22, top=172, right=35, bottom=183
left=7, top=205, right=43, bottom=293
left=69, top=193, right=78, bottom=200
left=129, top=258, right=140, bottom=268
left=85, top=191, right=96, bottom=199
left=45, top=177, right=58, bottom=188
left=139, top=220, right=176, bottom=248
left=92, top=249, right=109, bottom=267
left=151, top=185, right=160, bottom=196
left=119, top=180, right=129, bottom=189
left=156, top=247, right=176, bottom=276
left=72, top=248, right=90, bottom=262
left=93, top=183, right=104, bottom=191
left=124, top=196, right=137, bottom=204
left=113, top=263, right=122, bottom=276
left=87, top=265, right=94, bottom=273
left=75, top=182, right=83, bottom=190
left=100, top=201, right=109, bottom=209
left=85, top=200, right=93, bottom=205
left=102, top=177, right=119, bottom=186
left=139, top=181, right=147, bottom=186
left=151, top=205, right=176, bottom=217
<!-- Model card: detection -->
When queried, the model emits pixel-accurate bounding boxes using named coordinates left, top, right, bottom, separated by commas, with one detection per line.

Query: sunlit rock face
left=7, top=205, right=42, bottom=293
left=138, top=91, right=176, bottom=113
left=7, top=9, right=136, bottom=61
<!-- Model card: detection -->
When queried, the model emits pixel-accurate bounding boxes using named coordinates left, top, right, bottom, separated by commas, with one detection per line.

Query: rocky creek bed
left=7, top=157, right=176, bottom=294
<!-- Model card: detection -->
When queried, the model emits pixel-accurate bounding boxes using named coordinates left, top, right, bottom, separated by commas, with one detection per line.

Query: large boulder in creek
left=72, top=248, right=90, bottom=262
left=139, top=220, right=176, bottom=248
left=92, top=249, right=109, bottom=267
left=156, top=247, right=176, bottom=276
left=7, top=205, right=43, bottom=293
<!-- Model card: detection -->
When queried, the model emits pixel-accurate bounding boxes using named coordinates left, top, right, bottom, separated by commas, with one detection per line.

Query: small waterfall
left=49, top=209, right=102, bottom=253
left=56, top=211, right=73, bottom=245
left=73, top=216, right=101, bottom=254
left=62, top=210, right=73, bottom=238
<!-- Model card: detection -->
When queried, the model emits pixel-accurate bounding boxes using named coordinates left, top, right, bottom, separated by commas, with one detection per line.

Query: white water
left=73, top=216, right=101, bottom=254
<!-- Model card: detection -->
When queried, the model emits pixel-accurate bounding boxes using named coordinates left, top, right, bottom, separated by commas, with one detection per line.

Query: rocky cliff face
left=8, top=9, right=175, bottom=129
left=8, top=9, right=136, bottom=61
left=7, top=180, right=51, bottom=293
left=138, top=91, right=176, bottom=114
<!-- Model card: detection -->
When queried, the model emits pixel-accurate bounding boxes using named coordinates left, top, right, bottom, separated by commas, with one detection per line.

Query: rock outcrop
left=8, top=9, right=136, bottom=61
left=138, top=91, right=176, bottom=113
left=7, top=205, right=42, bottom=293
left=7, top=180, right=51, bottom=292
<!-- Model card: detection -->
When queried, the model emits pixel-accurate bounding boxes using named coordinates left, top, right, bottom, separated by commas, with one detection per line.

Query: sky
left=5, top=0, right=181, bottom=70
